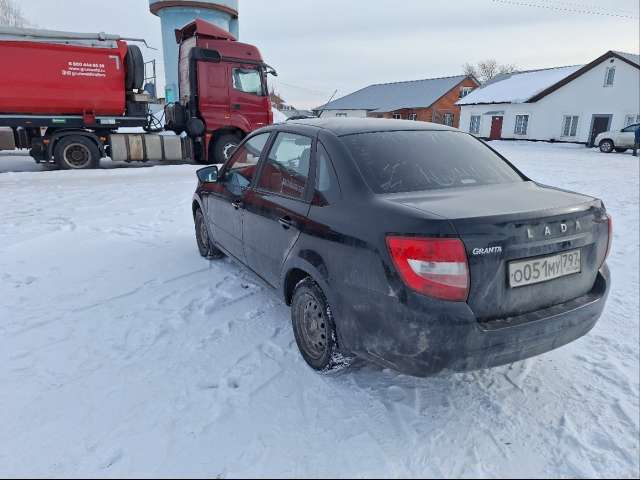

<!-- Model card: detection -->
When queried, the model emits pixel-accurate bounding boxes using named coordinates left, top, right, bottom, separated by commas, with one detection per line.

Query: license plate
left=509, top=249, right=581, bottom=288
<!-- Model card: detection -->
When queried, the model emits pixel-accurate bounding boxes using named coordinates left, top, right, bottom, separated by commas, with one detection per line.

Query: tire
left=614, top=148, right=628, bottom=153
left=194, top=208, right=224, bottom=259
left=54, top=136, right=100, bottom=170
left=211, top=133, right=242, bottom=164
left=599, top=139, right=614, bottom=153
left=291, top=278, right=351, bottom=374
left=125, top=45, right=145, bottom=91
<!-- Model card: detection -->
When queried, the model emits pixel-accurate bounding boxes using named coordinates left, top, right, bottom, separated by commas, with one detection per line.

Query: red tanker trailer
left=0, top=20, right=275, bottom=169
left=0, top=30, right=134, bottom=116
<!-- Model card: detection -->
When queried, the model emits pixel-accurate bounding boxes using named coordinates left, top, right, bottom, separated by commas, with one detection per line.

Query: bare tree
left=498, top=63, right=518, bottom=76
left=0, top=0, right=29, bottom=27
left=464, top=59, right=518, bottom=83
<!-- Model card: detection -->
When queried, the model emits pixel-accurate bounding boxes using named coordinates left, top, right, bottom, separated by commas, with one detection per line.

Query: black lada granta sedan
left=192, top=119, right=611, bottom=377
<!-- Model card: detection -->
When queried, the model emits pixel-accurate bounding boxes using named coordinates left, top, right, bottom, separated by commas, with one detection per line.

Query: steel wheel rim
left=602, top=141, right=613, bottom=152
left=197, top=214, right=209, bottom=251
left=298, top=293, right=328, bottom=360
left=63, top=143, right=91, bottom=168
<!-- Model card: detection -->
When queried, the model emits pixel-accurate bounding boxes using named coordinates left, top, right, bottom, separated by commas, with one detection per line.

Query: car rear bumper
left=335, top=264, right=610, bottom=377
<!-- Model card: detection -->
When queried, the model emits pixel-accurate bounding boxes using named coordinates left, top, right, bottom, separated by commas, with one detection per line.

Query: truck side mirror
left=197, top=165, right=219, bottom=183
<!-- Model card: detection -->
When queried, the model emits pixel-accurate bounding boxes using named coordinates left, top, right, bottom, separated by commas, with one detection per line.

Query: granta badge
left=473, top=246, right=503, bottom=256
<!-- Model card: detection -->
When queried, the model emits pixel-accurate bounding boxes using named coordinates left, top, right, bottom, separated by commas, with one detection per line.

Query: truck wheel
left=54, top=136, right=100, bottom=170
left=291, top=278, right=351, bottom=374
left=195, top=208, right=224, bottom=259
left=599, top=140, right=614, bottom=153
left=211, top=133, right=242, bottom=164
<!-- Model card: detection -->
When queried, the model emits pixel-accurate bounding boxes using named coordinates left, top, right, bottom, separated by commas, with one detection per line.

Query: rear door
left=205, top=132, right=271, bottom=261
left=243, top=132, right=314, bottom=286
left=229, top=64, right=270, bottom=131
left=617, top=124, right=638, bottom=147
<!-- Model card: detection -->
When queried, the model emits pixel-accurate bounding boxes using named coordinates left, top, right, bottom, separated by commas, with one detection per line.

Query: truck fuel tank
left=109, top=134, right=192, bottom=163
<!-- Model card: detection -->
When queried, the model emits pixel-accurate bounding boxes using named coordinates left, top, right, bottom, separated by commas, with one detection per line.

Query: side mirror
left=197, top=165, right=219, bottom=183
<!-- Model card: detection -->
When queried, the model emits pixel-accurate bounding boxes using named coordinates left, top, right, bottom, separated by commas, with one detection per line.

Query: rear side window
left=342, top=131, right=523, bottom=194
left=313, top=142, right=341, bottom=206
left=258, top=133, right=312, bottom=200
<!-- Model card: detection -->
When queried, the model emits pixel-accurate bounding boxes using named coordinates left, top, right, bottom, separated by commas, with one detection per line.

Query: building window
left=460, top=86, right=473, bottom=98
left=408, top=113, right=418, bottom=121
left=442, top=113, right=454, bottom=126
left=335, top=113, right=347, bottom=118
left=514, top=115, right=529, bottom=135
left=469, top=115, right=481, bottom=134
left=562, top=115, right=579, bottom=137
left=393, top=113, right=402, bottom=120
left=604, top=67, right=616, bottom=86
left=624, top=114, right=640, bottom=126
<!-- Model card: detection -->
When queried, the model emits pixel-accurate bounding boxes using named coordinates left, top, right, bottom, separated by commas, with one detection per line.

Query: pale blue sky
left=18, top=0, right=640, bottom=109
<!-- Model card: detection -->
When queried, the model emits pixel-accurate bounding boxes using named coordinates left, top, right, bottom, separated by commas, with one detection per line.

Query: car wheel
left=599, top=140, right=614, bottom=153
left=614, top=148, right=628, bottom=153
left=54, top=136, right=100, bottom=170
left=291, top=278, right=351, bottom=374
left=212, top=133, right=242, bottom=164
left=195, top=208, right=224, bottom=259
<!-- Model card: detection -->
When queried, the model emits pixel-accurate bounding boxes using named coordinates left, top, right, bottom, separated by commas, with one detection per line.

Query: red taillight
left=386, top=236, right=470, bottom=302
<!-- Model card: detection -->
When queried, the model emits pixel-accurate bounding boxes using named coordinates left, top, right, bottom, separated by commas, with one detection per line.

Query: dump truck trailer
left=0, top=20, right=274, bottom=169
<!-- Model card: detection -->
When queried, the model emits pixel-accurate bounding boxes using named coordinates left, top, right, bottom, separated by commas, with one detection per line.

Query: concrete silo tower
left=149, top=0, right=239, bottom=102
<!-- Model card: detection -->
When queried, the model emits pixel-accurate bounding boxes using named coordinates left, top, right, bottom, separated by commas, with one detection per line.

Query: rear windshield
left=342, top=130, right=523, bottom=194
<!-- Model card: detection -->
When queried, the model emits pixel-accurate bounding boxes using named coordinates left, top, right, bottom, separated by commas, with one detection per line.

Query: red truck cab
left=168, top=19, right=274, bottom=164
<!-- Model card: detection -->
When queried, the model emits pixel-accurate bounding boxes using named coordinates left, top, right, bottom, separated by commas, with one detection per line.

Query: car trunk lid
left=384, top=181, right=610, bottom=320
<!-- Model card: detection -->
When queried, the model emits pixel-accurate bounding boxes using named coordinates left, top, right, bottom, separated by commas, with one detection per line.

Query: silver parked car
left=595, top=123, right=639, bottom=153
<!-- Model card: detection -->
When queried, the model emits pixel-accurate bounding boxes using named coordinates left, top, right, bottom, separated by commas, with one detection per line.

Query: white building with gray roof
left=457, top=50, right=639, bottom=146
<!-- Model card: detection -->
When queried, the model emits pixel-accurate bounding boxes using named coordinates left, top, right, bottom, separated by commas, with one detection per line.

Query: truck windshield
left=342, top=130, right=524, bottom=194
left=232, top=68, right=265, bottom=96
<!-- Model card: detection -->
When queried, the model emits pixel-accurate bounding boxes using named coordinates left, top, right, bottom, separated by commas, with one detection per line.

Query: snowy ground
left=0, top=143, right=638, bottom=478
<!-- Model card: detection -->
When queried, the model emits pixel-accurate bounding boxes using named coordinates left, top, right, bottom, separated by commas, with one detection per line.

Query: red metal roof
left=175, top=18, right=236, bottom=44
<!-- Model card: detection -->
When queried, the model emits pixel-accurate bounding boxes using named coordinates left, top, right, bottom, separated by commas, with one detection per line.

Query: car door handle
left=278, top=217, right=293, bottom=230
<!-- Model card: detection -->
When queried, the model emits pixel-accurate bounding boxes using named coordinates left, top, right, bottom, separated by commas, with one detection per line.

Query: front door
left=229, top=64, right=270, bottom=131
left=205, top=132, right=271, bottom=262
left=589, top=115, right=612, bottom=146
left=490, top=116, right=503, bottom=140
left=243, top=132, right=314, bottom=286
